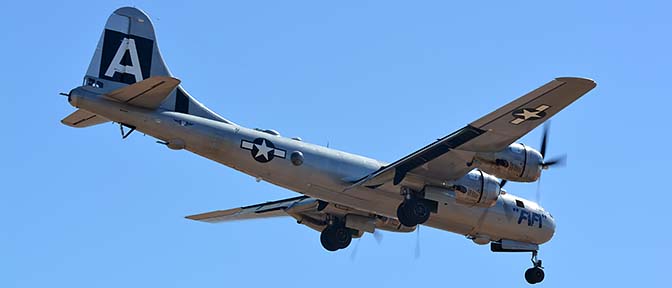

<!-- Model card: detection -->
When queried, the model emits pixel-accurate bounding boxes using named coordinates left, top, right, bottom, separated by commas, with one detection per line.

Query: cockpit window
left=515, top=200, right=525, bottom=208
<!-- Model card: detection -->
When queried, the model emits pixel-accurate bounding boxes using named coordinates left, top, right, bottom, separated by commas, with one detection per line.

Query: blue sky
left=3, top=1, right=671, bottom=287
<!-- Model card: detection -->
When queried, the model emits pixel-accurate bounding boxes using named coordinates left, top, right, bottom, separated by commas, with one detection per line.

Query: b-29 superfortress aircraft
left=61, top=7, right=596, bottom=284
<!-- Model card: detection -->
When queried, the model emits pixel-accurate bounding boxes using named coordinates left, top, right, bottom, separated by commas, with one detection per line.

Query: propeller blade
left=543, top=155, right=567, bottom=168
left=536, top=176, right=542, bottom=204
left=350, top=230, right=383, bottom=261
left=540, top=122, right=550, bottom=159
left=414, top=225, right=421, bottom=259
left=349, top=238, right=361, bottom=261
left=499, top=179, right=508, bottom=188
left=373, top=229, right=384, bottom=245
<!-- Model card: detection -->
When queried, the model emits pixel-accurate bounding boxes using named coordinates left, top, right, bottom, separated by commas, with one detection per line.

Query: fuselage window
left=84, top=77, right=104, bottom=88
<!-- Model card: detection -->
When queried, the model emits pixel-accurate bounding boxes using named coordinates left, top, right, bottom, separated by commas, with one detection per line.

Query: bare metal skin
left=62, top=7, right=596, bottom=284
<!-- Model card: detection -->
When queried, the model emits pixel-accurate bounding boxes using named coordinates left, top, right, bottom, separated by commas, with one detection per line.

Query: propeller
left=349, top=238, right=361, bottom=260
left=414, top=225, right=421, bottom=259
left=373, top=229, right=384, bottom=244
left=501, top=123, right=566, bottom=202
left=535, top=122, right=567, bottom=203
left=350, top=229, right=384, bottom=261
left=539, top=123, right=567, bottom=170
left=499, top=179, right=508, bottom=189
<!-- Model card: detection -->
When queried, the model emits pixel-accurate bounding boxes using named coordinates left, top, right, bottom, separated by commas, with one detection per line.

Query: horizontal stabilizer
left=61, top=109, right=109, bottom=128
left=105, top=76, right=180, bottom=109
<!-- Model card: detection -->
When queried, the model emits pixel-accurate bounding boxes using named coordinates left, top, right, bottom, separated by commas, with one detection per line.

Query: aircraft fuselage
left=69, top=86, right=556, bottom=245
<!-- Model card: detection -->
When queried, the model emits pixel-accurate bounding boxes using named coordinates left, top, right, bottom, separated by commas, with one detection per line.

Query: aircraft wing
left=185, top=196, right=311, bottom=223
left=349, top=77, right=596, bottom=188
left=186, top=195, right=413, bottom=233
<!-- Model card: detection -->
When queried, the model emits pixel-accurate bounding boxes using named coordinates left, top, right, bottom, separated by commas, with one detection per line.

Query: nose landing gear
left=490, top=240, right=546, bottom=284
left=524, top=251, right=545, bottom=284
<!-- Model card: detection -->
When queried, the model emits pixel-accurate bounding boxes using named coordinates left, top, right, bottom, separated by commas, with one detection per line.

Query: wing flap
left=61, top=109, right=109, bottom=128
left=105, top=76, right=180, bottom=110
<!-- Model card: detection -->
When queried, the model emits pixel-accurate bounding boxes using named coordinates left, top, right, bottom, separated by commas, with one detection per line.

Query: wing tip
left=148, top=75, right=181, bottom=86
left=185, top=209, right=240, bottom=222
left=184, top=213, right=214, bottom=221
left=60, top=119, right=75, bottom=127
left=555, top=77, right=597, bottom=89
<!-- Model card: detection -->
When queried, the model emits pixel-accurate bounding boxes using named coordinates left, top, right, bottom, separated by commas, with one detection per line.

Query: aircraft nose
left=541, top=213, right=556, bottom=243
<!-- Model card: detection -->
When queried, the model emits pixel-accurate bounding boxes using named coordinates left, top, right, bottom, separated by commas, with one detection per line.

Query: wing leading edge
left=348, top=77, right=596, bottom=189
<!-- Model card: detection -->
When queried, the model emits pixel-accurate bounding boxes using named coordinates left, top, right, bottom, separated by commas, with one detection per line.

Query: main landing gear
left=525, top=251, right=545, bottom=284
left=396, top=187, right=435, bottom=227
left=320, top=222, right=354, bottom=252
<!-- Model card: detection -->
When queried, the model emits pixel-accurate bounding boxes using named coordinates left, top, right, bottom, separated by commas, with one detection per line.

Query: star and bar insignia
left=240, top=138, right=286, bottom=163
left=510, top=104, right=551, bottom=125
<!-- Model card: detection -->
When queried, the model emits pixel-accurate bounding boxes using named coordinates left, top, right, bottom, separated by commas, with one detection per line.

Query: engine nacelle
left=425, top=170, right=501, bottom=208
left=473, top=143, right=543, bottom=182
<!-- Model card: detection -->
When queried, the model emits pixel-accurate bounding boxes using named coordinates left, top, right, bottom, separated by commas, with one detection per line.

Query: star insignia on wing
left=515, top=109, right=543, bottom=120
left=510, top=104, right=551, bottom=125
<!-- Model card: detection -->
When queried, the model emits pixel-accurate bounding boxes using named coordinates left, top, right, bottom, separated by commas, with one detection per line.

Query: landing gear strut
left=320, top=223, right=353, bottom=252
left=491, top=240, right=546, bottom=284
left=524, top=251, right=545, bottom=284
left=396, top=188, right=433, bottom=227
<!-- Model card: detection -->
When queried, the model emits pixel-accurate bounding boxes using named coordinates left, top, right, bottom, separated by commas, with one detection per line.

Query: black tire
left=398, top=199, right=431, bottom=226
left=334, top=226, right=352, bottom=249
left=525, top=267, right=544, bottom=284
left=397, top=202, right=417, bottom=227
left=320, top=227, right=339, bottom=252
left=410, top=200, right=430, bottom=225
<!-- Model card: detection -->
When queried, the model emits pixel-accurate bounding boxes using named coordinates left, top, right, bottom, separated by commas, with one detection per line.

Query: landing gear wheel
left=524, top=267, right=544, bottom=284
left=412, top=200, right=431, bottom=224
left=320, top=225, right=353, bottom=251
left=397, top=202, right=416, bottom=227
left=524, top=250, right=545, bottom=284
left=333, top=226, right=352, bottom=249
left=320, top=227, right=339, bottom=252
left=396, top=199, right=431, bottom=227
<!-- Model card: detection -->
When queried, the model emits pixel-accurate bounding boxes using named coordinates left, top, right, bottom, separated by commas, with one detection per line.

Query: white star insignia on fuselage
left=240, top=138, right=287, bottom=162
left=254, top=139, right=273, bottom=160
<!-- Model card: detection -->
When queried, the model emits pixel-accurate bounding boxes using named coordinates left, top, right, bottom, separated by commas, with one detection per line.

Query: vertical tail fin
left=84, top=7, right=233, bottom=124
